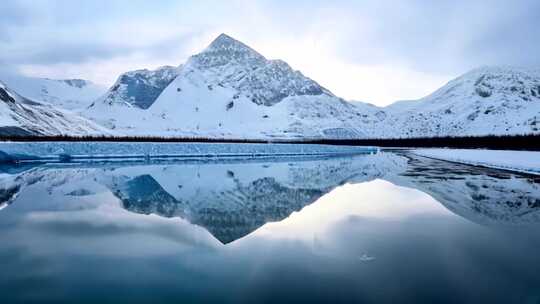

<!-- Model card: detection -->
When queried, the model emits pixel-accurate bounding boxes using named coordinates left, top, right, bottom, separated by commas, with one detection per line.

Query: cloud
left=0, top=1, right=32, bottom=42
left=0, top=0, right=201, bottom=64
left=5, top=32, right=198, bottom=65
left=325, top=0, right=540, bottom=73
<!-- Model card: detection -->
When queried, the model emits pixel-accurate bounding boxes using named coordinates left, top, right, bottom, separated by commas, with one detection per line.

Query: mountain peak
left=193, top=33, right=266, bottom=69
left=212, top=33, right=236, bottom=44
left=178, top=33, right=332, bottom=106
left=206, top=33, right=252, bottom=51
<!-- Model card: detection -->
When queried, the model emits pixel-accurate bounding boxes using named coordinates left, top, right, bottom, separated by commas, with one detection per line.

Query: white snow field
left=0, top=142, right=377, bottom=162
left=413, top=148, right=540, bottom=175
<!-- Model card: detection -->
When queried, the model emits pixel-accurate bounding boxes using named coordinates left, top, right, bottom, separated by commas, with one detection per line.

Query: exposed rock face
left=187, top=34, right=331, bottom=106
left=96, top=66, right=179, bottom=109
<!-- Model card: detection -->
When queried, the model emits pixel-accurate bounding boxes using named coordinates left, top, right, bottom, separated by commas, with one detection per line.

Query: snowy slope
left=0, top=81, right=110, bottom=136
left=0, top=72, right=106, bottom=111
left=381, top=66, right=540, bottom=138
left=85, top=34, right=381, bottom=139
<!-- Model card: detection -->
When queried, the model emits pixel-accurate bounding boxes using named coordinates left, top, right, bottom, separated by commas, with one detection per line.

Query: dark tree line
left=0, top=134, right=539, bottom=151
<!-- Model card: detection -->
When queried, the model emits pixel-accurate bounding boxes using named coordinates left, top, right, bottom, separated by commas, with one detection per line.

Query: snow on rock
left=0, top=81, right=111, bottom=136
left=187, top=33, right=332, bottom=106
left=91, top=66, right=180, bottom=110
left=412, top=148, right=540, bottom=175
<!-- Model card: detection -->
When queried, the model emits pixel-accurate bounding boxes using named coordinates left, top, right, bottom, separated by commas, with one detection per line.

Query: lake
left=0, top=149, right=539, bottom=303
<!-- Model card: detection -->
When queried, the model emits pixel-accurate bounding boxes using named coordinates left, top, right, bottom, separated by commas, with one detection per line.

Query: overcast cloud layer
left=1, top=0, right=539, bottom=105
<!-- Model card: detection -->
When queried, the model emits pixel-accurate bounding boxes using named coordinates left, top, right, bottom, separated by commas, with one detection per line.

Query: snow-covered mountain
left=380, top=66, right=540, bottom=138
left=0, top=72, right=106, bottom=111
left=85, top=34, right=379, bottom=138
left=83, top=36, right=540, bottom=139
left=91, top=66, right=180, bottom=110
left=3, top=34, right=539, bottom=139
left=186, top=33, right=332, bottom=106
left=0, top=81, right=109, bottom=136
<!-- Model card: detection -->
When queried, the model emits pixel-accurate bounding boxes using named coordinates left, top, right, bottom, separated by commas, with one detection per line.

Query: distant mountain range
left=1, top=33, right=539, bottom=138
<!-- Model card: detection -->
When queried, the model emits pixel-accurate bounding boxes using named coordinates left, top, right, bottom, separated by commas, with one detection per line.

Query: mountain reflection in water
left=1, top=152, right=539, bottom=244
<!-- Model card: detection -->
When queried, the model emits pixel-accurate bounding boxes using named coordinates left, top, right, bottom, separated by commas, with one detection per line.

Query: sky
left=1, top=0, right=539, bottom=106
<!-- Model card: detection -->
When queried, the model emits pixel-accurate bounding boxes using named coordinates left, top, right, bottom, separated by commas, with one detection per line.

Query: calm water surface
left=0, top=151, right=539, bottom=303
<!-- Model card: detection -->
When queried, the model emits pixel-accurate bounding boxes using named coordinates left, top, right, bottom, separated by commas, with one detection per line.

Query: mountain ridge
left=2, top=34, right=540, bottom=139
left=376, top=66, right=540, bottom=138
left=0, top=72, right=107, bottom=111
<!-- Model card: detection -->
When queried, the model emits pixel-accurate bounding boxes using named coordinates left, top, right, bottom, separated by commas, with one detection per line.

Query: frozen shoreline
left=412, top=148, right=540, bottom=175
left=0, top=142, right=377, bottom=163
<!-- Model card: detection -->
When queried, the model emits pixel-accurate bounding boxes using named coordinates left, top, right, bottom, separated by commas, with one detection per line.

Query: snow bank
left=0, top=142, right=377, bottom=163
left=412, top=148, right=540, bottom=175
